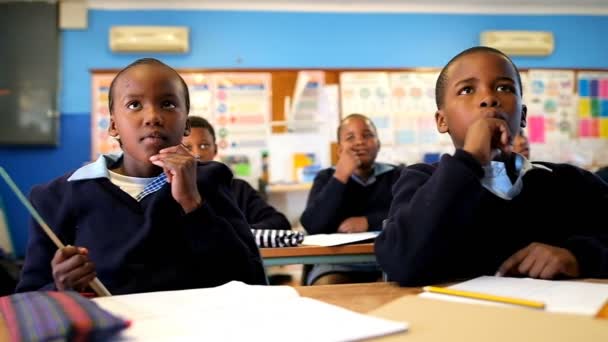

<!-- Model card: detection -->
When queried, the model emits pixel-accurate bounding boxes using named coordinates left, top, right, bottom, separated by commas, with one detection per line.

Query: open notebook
left=93, top=281, right=407, bottom=341
left=419, top=276, right=608, bottom=316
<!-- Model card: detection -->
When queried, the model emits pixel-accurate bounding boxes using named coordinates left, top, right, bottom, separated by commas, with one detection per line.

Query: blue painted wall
left=2, top=9, right=608, bottom=256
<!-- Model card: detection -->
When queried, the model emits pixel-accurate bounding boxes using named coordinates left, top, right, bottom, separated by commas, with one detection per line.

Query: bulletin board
left=91, top=67, right=608, bottom=185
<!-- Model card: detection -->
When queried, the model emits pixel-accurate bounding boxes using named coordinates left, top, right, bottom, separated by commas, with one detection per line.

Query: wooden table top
left=295, top=280, right=608, bottom=319
left=260, top=242, right=374, bottom=258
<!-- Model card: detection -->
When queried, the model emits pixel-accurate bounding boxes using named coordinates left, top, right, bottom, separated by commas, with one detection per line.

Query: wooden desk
left=295, top=281, right=608, bottom=319
left=260, top=243, right=375, bottom=266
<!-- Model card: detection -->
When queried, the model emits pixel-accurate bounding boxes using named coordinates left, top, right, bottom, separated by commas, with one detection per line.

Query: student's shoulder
left=315, top=167, right=337, bottom=179
left=196, top=161, right=233, bottom=183
left=531, top=161, right=607, bottom=187
left=30, top=171, right=78, bottom=201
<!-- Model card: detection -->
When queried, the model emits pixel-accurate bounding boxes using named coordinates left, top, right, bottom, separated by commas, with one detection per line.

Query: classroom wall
left=1, top=9, right=608, bottom=256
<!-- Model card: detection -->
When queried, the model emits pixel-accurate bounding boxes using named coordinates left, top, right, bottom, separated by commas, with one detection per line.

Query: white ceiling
left=87, top=0, right=608, bottom=15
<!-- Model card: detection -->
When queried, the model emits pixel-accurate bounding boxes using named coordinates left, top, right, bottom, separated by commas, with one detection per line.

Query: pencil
left=0, top=167, right=112, bottom=297
left=423, top=285, right=545, bottom=310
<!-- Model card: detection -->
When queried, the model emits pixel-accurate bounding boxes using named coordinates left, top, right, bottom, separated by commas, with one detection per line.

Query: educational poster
left=318, top=84, right=341, bottom=143
left=390, top=72, right=441, bottom=147
left=577, top=72, right=608, bottom=139
left=288, top=71, right=325, bottom=133
left=525, top=70, right=576, bottom=146
left=182, top=73, right=213, bottom=120
left=91, top=73, right=120, bottom=158
left=340, top=72, right=393, bottom=144
left=212, top=73, right=271, bottom=185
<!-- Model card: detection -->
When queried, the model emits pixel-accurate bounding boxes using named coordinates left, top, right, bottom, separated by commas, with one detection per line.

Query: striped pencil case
left=0, top=291, right=129, bottom=342
left=251, top=229, right=304, bottom=248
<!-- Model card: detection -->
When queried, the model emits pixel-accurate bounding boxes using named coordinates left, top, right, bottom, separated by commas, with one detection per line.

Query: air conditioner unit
left=480, top=31, right=554, bottom=56
left=109, top=26, right=189, bottom=53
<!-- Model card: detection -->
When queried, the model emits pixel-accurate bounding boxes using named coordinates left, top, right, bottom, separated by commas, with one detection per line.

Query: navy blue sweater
left=301, top=164, right=402, bottom=234
left=17, top=162, right=267, bottom=295
left=231, top=179, right=290, bottom=230
left=376, top=149, right=608, bottom=286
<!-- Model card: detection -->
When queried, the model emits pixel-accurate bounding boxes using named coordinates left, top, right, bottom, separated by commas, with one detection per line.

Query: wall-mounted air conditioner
left=480, top=31, right=554, bottom=56
left=109, top=26, right=189, bottom=53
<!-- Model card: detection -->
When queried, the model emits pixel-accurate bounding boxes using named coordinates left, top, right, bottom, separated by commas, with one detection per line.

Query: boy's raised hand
left=149, top=144, right=203, bottom=213
left=51, top=246, right=96, bottom=291
left=463, top=117, right=512, bottom=165
left=496, top=242, right=580, bottom=279
left=334, top=149, right=360, bottom=184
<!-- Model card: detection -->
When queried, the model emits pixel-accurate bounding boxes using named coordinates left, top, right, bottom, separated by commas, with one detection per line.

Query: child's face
left=338, top=117, right=380, bottom=168
left=109, top=64, right=189, bottom=163
left=435, top=52, right=527, bottom=149
left=182, top=127, right=217, bottom=161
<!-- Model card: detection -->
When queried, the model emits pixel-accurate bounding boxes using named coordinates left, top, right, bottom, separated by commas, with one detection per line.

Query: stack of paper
left=94, top=281, right=407, bottom=341
left=420, top=276, right=608, bottom=316
left=302, top=231, right=380, bottom=247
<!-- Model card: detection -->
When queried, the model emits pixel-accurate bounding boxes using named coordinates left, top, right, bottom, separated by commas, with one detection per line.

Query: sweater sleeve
left=375, top=149, right=486, bottom=286
left=179, top=163, right=267, bottom=286
left=16, top=177, right=75, bottom=292
left=232, top=180, right=290, bottom=230
left=300, top=169, right=348, bottom=234
left=557, top=165, right=608, bottom=278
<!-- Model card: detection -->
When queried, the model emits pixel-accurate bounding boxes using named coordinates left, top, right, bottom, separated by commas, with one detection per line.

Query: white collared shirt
left=480, top=153, right=552, bottom=200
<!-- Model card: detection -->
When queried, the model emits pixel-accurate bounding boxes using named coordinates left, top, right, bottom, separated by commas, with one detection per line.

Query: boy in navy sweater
left=301, top=114, right=402, bottom=284
left=376, top=46, right=608, bottom=286
left=182, top=116, right=290, bottom=230
left=17, top=58, right=266, bottom=295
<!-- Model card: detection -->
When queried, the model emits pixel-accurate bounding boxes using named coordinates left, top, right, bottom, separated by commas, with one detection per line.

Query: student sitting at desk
left=301, top=114, right=402, bottom=285
left=16, top=58, right=267, bottom=295
left=182, top=116, right=290, bottom=230
left=376, top=46, right=608, bottom=286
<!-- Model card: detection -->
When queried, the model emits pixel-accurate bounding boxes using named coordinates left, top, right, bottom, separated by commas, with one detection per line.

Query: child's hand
left=337, top=217, right=369, bottom=233
left=150, top=144, right=203, bottom=213
left=496, top=242, right=580, bottom=279
left=463, top=117, right=512, bottom=165
left=51, top=246, right=96, bottom=291
left=334, top=149, right=360, bottom=183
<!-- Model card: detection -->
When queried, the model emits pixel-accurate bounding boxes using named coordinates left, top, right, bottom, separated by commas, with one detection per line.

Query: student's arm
left=499, top=165, right=608, bottom=279
left=17, top=178, right=76, bottom=292
left=178, top=162, right=267, bottom=286
left=300, top=169, right=349, bottom=234
left=232, top=179, right=290, bottom=230
left=375, top=150, right=486, bottom=286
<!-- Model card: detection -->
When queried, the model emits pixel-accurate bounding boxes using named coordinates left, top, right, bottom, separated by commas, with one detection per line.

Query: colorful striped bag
left=0, top=291, right=129, bottom=342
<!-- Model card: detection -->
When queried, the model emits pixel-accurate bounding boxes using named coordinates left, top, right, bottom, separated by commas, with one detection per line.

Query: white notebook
left=420, top=276, right=608, bottom=316
left=94, top=281, right=407, bottom=341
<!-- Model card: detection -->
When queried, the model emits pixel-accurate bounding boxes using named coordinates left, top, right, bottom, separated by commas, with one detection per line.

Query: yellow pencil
left=423, top=285, right=545, bottom=310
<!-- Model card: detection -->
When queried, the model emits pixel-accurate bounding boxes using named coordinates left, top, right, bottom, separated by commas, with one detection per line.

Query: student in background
left=17, top=58, right=266, bottom=295
left=512, top=131, right=530, bottom=159
left=376, top=46, right=608, bottom=286
left=182, top=116, right=290, bottom=230
left=301, top=114, right=402, bottom=285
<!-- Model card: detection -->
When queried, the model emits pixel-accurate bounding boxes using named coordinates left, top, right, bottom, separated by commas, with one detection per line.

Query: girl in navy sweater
left=17, top=58, right=266, bottom=294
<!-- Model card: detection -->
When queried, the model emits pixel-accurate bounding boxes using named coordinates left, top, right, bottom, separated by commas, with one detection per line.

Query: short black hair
left=108, top=58, right=190, bottom=114
left=188, top=116, right=216, bottom=142
left=337, top=113, right=378, bottom=141
left=435, top=46, right=523, bottom=109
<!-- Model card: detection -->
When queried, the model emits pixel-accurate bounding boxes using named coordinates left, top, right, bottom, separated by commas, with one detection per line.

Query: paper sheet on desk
left=94, top=281, right=407, bottom=342
left=302, top=231, right=380, bottom=246
left=419, top=276, right=608, bottom=316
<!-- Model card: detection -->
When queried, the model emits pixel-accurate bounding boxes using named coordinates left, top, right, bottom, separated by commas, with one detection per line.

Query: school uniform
left=300, top=163, right=402, bottom=284
left=376, top=149, right=608, bottom=286
left=230, top=179, right=290, bottom=230
left=16, top=154, right=267, bottom=295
